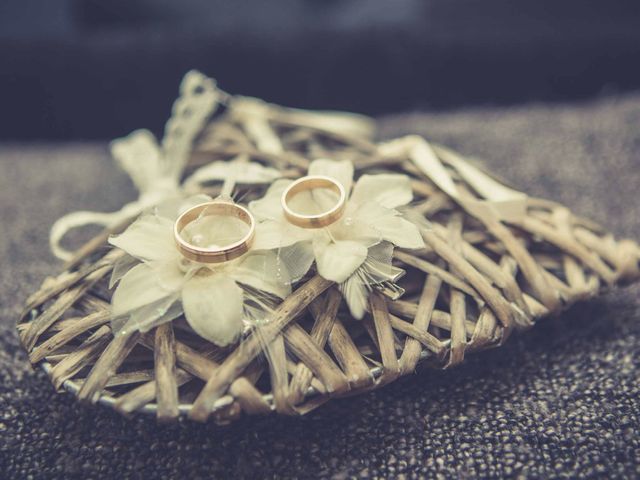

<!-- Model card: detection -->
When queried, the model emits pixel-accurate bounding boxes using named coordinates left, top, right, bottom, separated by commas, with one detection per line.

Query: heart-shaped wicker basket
left=18, top=96, right=640, bottom=424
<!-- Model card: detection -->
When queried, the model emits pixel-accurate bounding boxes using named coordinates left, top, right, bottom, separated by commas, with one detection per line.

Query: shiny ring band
left=174, top=200, right=255, bottom=263
left=281, top=175, right=347, bottom=229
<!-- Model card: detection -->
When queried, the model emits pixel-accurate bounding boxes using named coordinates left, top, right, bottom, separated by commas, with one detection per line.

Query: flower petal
left=154, top=194, right=213, bottom=221
left=109, top=254, right=140, bottom=289
left=350, top=173, right=414, bottom=209
left=366, top=241, right=395, bottom=264
left=308, top=159, right=354, bottom=193
left=182, top=274, right=245, bottom=346
left=356, top=202, right=424, bottom=249
left=253, top=220, right=312, bottom=250
left=112, top=294, right=182, bottom=336
left=339, top=274, right=369, bottom=320
left=379, top=217, right=424, bottom=249
left=231, top=251, right=292, bottom=299
left=327, top=202, right=381, bottom=246
left=363, top=242, right=406, bottom=285
left=249, top=179, right=292, bottom=221
left=109, top=214, right=178, bottom=262
left=313, top=237, right=368, bottom=283
left=111, top=262, right=184, bottom=317
left=276, top=241, right=316, bottom=283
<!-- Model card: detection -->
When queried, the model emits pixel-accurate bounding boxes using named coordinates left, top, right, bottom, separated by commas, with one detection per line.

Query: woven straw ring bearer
left=281, top=175, right=347, bottom=229
left=174, top=199, right=256, bottom=263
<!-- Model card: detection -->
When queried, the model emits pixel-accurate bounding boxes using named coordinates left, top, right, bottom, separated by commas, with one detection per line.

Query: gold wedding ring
left=174, top=200, right=255, bottom=263
left=281, top=175, right=347, bottom=229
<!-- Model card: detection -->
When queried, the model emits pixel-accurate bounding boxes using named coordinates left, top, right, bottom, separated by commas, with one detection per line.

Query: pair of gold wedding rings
left=174, top=175, right=346, bottom=264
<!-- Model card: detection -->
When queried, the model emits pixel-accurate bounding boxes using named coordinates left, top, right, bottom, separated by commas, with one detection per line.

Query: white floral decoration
left=108, top=196, right=291, bottom=347
left=249, top=159, right=424, bottom=318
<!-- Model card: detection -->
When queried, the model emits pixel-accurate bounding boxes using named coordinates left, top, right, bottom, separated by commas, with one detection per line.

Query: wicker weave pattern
left=18, top=109, right=640, bottom=423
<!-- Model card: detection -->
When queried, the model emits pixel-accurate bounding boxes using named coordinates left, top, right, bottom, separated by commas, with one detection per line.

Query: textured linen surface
left=1, top=94, right=639, bottom=479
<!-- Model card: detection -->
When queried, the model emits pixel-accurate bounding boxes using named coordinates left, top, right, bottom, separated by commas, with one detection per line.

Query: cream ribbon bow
left=50, top=70, right=221, bottom=261
left=379, top=135, right=527, bottom=224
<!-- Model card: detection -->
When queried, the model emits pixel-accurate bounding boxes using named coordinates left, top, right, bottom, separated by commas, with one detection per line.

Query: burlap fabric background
left=1, top=94, right=639, bottom=478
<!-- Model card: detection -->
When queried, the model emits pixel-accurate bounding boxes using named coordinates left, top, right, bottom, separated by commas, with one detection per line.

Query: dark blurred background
left=3, top=3, right=640, bottom=479
left=1, top=0, right=640, bottom=140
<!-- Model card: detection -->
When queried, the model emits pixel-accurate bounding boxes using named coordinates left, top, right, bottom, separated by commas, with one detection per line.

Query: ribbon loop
left=50, top=210, right=125, bottom=261
left=49, top=70, right=221, bottom=260
left=380, top=135, right=527, bottom=224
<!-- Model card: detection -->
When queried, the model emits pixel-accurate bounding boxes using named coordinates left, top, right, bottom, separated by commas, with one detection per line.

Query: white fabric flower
left=108, top=196, right=291, bottom=346
left=249, top=159, right=424, bottom=318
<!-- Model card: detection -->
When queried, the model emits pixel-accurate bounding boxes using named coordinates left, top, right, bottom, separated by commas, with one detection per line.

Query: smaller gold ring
left=174, top=201, right=255, bottom=263
left=281, top=175, right=347, bottom=229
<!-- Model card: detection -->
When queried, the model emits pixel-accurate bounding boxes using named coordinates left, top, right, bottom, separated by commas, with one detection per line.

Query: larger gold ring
left=174, top=201, right=255, bottom=263
left=281, top=175, right=347, bottom=229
